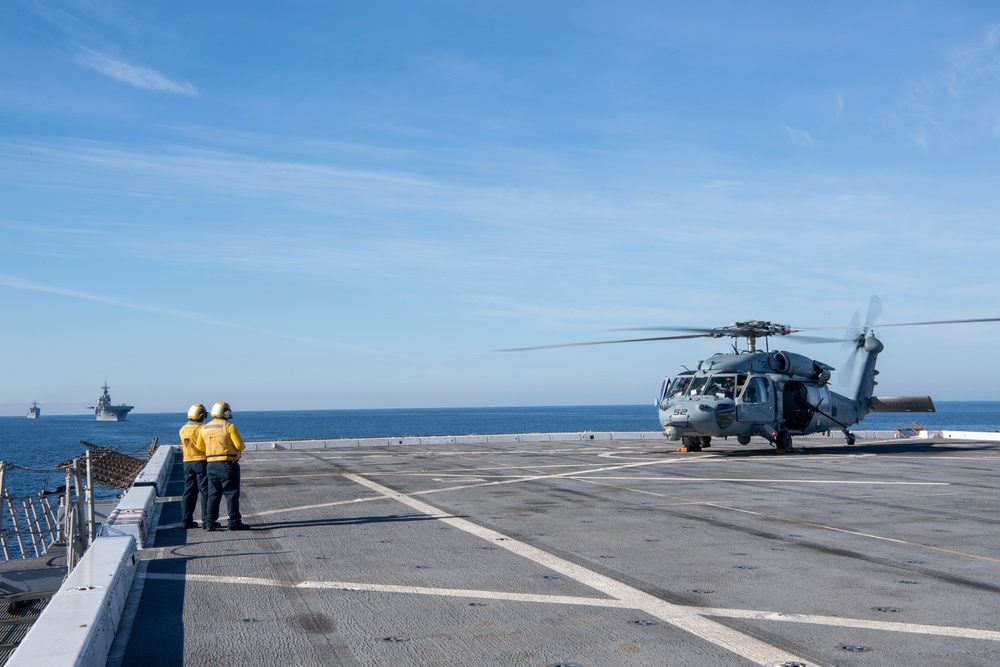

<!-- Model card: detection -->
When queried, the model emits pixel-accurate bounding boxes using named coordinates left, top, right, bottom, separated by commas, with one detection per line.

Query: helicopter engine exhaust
left=772, top=351, right=831, bottom=383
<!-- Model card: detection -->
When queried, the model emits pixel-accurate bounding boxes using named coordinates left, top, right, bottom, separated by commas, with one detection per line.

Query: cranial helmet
left=187, top=403, right=207, bottom=422
left=211, top=401, right=232, bottom=420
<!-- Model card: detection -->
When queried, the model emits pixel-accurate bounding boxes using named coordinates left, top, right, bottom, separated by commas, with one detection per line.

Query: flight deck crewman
left=196, top=401, right=250, bottom=531
left=179, top=403, right=208, bottom=529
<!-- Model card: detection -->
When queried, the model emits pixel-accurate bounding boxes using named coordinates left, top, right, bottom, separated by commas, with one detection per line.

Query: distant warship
left=27, top=401, right=40, bottom=419
left=89, top=384, right=133, bottom=421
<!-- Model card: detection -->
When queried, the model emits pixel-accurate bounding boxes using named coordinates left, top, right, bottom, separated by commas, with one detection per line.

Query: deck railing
left=0, top=453, right=96, bottom=568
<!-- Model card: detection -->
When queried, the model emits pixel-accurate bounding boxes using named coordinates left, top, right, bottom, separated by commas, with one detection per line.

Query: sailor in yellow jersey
left=195, top=401, right=250, bottom=531
left=178, top=403, right=209, bottom=529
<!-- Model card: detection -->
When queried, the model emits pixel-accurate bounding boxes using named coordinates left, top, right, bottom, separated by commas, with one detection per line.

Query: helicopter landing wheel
left=846, top=433, right=856, bottom=446
left=682, top=436, right=702, bottom=452
left=699, top=436, right=712, bottom=448
left=775, top=430, right=793, bottom=452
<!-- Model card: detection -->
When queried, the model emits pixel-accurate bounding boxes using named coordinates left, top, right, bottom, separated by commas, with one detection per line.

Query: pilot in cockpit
left=708, top=376, right=734, bottom=398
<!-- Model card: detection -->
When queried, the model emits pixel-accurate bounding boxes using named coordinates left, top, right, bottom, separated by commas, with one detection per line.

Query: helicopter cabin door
left=737, top=375, right=774, bottom=425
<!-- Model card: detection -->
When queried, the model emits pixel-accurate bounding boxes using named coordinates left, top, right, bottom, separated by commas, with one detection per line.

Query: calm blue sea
left=1, top=402, right=997, bottom=500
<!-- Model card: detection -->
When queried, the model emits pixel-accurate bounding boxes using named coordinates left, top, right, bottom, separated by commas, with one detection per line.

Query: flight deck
left=104, top=434, right=1000, bottom=666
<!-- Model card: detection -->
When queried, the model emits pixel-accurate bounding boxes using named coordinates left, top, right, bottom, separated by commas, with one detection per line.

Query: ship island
left=88, top=384, right=133, bottom=421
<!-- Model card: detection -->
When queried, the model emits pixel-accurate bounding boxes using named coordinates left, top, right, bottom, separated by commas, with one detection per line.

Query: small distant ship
left=27, top=401, right=40, bottom=419
left=89, top=384, right=134, bottom=421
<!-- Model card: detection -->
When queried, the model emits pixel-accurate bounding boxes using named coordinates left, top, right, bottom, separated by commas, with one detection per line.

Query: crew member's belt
left=207, top=455, right=240, bottom=462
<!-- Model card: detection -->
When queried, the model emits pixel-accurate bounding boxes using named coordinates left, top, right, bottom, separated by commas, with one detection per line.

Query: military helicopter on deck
left=502, top=306, right=1000, bottom=452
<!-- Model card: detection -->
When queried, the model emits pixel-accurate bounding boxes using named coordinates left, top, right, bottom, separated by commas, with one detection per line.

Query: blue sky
left=2, top=1, right=999, bottom=416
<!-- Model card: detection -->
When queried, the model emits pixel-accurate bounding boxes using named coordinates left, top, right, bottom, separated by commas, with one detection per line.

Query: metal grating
left=0, top=597, right=49, bottom=666
left=60, top=441, right=157, bottom=490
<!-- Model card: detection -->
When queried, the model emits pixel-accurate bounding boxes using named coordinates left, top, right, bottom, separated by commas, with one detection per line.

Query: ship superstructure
left=27, top=402, right=40, bottom=419
left=89, top=384, right=133, bottom=421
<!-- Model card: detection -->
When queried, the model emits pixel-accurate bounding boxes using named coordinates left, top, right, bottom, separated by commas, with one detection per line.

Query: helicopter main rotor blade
left=614, top=324, right=839, bottom=343
left=497, top=333, right=709, bottom=352
left=865, top=316, right=1000, bottom=329
left=501, top=311, right=1000, bottom=353
left=786, top=333, right=846, bottom=344
left=610, top=326, right=722, bottom=334
left=795, top=313, right=1000, bottom=334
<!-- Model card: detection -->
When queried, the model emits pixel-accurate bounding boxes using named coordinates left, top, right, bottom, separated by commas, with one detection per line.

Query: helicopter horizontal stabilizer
left=868, top=396, right=936, bottom=413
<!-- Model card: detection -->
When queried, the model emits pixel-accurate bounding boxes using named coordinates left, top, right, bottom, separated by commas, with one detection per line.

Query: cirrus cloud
left=75, top=49, right=198, bottom=96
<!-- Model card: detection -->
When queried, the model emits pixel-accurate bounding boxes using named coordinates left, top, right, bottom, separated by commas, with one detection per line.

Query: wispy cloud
left=74, top=48, right=198, bottom=96
left=783, top=125, right=816, bottom=148
left=945, top=23, right=1000, bottom=86
left=897, top=23, right=1000, bottom=147
left=0, top=273, right=401, bottom=357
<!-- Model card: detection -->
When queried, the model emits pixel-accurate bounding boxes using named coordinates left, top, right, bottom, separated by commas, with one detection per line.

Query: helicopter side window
left=758, top=377, right=773, bottom=403
left=741, top=376, right=770, bottom=404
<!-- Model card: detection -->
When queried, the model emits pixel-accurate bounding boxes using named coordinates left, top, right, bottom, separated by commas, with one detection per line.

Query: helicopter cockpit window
left=705, top=374, right=736, bottom=399
left=687, top=376, right=709, bottom=396
left=666, top=375, right=693, bottom=399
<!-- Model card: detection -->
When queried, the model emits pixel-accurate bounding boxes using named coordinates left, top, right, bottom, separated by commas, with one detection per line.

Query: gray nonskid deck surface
left=111, top=436, right=1000, bottom=666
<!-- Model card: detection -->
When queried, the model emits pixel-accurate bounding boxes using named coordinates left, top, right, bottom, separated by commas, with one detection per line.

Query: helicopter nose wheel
left=680, top=436, right=703, bottom=452
left=775, top=430, right=793, bottom=453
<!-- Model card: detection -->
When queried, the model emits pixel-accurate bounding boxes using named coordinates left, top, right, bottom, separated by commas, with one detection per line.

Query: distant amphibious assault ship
left=89, top=384, right=133, bottom=421
left=26, top=401, right=40, bottom=419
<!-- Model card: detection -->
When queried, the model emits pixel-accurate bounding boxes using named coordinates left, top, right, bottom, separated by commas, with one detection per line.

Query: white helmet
left=187, top=403, right=207, bottom=422
left=210, top=401, right=232, bottom=420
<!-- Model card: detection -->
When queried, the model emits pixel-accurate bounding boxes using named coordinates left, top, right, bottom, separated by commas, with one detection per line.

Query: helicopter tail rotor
left=840, top=296, right=882, bottom=385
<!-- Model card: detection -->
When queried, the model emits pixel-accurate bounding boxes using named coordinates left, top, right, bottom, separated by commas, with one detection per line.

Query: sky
left=1, top=1, right=999, bottom=416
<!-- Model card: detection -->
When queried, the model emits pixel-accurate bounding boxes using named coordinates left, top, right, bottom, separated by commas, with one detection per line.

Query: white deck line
left=346, top=472, right=819, bottom=667
left=241, top=429, right=935, bottom=451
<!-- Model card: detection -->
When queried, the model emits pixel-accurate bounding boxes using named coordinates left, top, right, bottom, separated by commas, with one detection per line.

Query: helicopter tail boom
left=868, top=396, right=936, bottom=413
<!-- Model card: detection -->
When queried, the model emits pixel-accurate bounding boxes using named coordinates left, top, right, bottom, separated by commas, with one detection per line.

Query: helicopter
left=502, top=305, right=1000, bottom=452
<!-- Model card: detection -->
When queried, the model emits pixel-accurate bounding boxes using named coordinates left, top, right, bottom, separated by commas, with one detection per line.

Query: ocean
left=1, top=402, right=998, bottom=500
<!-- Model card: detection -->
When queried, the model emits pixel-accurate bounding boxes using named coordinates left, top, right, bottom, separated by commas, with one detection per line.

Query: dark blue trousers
left=181, top=460, right=208, bottom=525
left=206, top=460, right=242, bottom=524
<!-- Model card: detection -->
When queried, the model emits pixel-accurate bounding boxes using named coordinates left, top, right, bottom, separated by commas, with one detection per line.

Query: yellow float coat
left=196, top=419, right=246, bottom=461
left=179, top=422, right=206, bottom=462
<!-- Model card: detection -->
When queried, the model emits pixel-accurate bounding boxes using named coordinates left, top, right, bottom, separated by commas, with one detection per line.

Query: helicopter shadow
left=794, top=439, right=999, bottom=456
left=696, top=439, right=999, bottom=458
left=250, top=513, right=452, bottom=531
